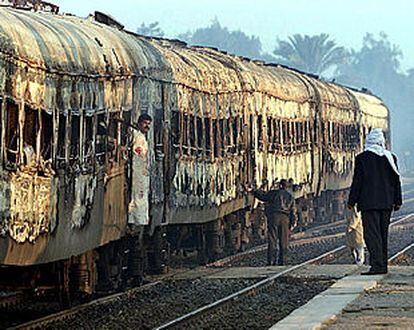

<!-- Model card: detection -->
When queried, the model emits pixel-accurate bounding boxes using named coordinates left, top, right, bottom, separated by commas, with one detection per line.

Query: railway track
left=10, top=212, right=414, bottom=330
left=152, top=213, right=414, bottom=330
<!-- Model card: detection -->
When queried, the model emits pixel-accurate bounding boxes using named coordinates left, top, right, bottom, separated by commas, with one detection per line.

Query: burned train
left=0, top=5, right=389, bottom=296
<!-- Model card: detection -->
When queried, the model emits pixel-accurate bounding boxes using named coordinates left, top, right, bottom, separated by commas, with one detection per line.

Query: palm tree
left=273, top=33, right=349, bottom=75
left=137, top=22, right=164, bottom=38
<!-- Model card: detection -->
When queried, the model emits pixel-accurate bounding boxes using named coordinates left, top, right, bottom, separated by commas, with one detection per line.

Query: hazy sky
left=54, top=0, right=414, bottom=71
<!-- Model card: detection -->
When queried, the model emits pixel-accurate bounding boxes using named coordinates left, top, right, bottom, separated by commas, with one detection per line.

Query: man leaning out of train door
left=247, top=179, right=297, bottom=266
left=348, top=128, right=402, bottom=275
left=128, top=113, right=153, bottom=233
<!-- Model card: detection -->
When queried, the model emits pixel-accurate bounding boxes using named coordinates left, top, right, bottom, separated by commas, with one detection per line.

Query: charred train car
left=0, top=6, right=389, bottom=295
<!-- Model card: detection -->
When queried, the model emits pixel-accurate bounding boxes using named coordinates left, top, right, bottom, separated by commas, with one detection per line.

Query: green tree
left=336, top=33, right=412, bottom=161
left=336, top=32, right=402, bottom=93
left=137, top=22, right=164, bottom=37
left=273, top=33, right=349, bottom=75
left=178, top=18, right=263, bottom=59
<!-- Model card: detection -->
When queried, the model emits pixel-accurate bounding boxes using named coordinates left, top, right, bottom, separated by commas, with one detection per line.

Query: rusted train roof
left=349, top=90, right=389, bottom=119
left=149, top=40, right=313, bottom=103
left=0, top=7, right=165, bottom=76
left=0, top=6, right=388, bottom=120
left=0, top=6, right=313, bottom=112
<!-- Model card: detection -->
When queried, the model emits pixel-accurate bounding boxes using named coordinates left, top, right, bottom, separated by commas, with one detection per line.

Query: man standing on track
left=348, top=128, right=402, bottom=275
left=248, top=179, right=297, bottom=266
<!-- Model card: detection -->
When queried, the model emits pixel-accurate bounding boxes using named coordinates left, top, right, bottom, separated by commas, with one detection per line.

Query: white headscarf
left=364, top=128, right=400, bottom=176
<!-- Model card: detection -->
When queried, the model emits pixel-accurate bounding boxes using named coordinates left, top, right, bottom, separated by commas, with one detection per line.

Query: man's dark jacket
left=348, top=151, right=402, bottom=211
left=253, top=188, right=296, bottom=225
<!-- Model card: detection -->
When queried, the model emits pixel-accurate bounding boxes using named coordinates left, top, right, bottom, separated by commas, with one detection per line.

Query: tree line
left=137, top=20, right=414, bottom=172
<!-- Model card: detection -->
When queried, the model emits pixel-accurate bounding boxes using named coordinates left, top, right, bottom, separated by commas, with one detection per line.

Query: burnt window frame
left=95, top=112, right=107, bottom=165
left=69, top=113, right=81, bottom=163
left=195, top=115, right=203, bottom=157
left=82, top=113, right=94, bottom=166
left=40, top=110, right=53, bottom=161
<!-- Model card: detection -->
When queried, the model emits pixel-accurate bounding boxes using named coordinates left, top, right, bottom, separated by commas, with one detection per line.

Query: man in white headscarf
left=348, top=128, right=402, bottom=275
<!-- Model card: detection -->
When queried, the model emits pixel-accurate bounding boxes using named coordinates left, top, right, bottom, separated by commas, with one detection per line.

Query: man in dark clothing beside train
left=248, top=179, right=297, bottom=266
left=348, top=128, right=402, bottom=275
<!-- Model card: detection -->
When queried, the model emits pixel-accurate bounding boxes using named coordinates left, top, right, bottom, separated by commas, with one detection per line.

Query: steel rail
left=389, top=242, right=414, bottom=263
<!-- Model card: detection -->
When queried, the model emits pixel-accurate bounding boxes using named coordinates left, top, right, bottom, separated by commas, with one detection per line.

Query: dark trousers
left=267, top=212, right=290, bottom=265
left=361, top=210, right=391, bottom=272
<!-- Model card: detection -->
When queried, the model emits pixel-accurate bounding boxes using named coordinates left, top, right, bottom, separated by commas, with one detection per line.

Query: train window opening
left=299, top=122, right=304, bottom=148
left=225, top=118, right=231, bottom=153
left=70, top=115, right=80, bottom=161
left=212, top=118, right=219, bottom=158
left=337, top=124, right=341, bottom=149
left=328, top=122, right=333, bottom=147
left=195, top=116, right=203, bottom=156
left=257, top=115, right=263, bottom=151
left=205, top=118, right=212, bottom=157
left=224, top=118, right=231, bottom=153
left=41, top=111, right=53, bottom=161
left=219, top=118, right=225, bottom=155
left=23, top=106, right=39, bottom=151
left=181, top=113, right=188, bottom=155
left=189, top=114, right=196, bottom=155
left=227, top=117, right=234, bottom=153
left=249, top=115, right=254, bottom=150
left=171, top=111, right=179, bottom=150
left=294, top=122, right=299, bottom=151
left=304, top=121, right=308, bottom=148
left=275, top=119, right=281, bottom=151
left=335, top=124, right=340, bottom=149
left=267, top=117, right=273, bottom=152
left=57, top=113, right=66, bottom=161
left=238, top=116, right=244, bottom=152
left=107, top=112, right=121, bottom=163
left=281, top=120, right=287, bottom=147
left=83, top=115, right=94, bottom=163
left=296, top=122, right=302, bottom=150
left=171, top=110, right=179, bottom=146
left=96, top=113, right=107, bottom=164
left=120, top=111, right=131, bottom=148
left=5, top=100, right=19, bottom=165
left=232, top=117, right=238, bottom=154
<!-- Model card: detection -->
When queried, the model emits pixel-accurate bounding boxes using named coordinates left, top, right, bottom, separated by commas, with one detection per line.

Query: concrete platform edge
left=269, top=274, right=384, bottom=330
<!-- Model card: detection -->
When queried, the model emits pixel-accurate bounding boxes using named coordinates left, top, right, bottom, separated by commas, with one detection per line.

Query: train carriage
left=0, top=4, right=390, bottom=297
